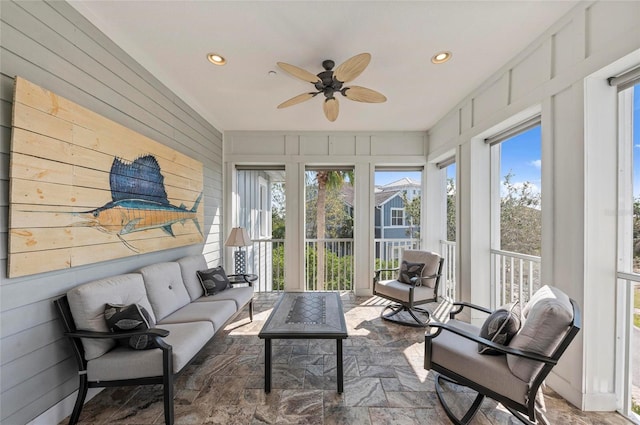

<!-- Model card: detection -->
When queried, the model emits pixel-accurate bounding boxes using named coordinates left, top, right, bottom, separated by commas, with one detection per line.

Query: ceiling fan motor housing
left=315, top=64, right=344, bottom=99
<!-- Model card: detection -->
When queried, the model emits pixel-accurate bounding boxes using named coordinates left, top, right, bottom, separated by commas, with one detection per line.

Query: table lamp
left=225, top=227, right=251, bottom=274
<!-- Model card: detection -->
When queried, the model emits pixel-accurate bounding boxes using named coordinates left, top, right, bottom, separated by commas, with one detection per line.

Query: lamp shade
left=225, top=227, right=251, bottom=247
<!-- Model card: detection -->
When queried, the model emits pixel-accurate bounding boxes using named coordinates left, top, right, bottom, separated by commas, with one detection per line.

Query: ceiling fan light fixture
left=207, top=53, right=226, bottom=66
left=431, top=51, right=452, bottom=64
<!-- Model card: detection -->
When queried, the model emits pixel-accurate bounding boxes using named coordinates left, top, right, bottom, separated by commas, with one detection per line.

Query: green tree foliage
left=271, top=182, right=285, bottom=239
left=447, top=177, right=456, bottom=242
left=401, top=192, right=421, bottom=239
left=306, top=171, right=353, bottom=290
left=500, top=172, right=541, bottom=256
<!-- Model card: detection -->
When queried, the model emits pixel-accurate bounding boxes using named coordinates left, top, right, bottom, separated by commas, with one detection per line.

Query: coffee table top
left=258, top=292, right=348, bottom=339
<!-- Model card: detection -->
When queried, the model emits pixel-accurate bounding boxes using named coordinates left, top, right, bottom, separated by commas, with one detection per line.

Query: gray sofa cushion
left=87, top=321, right=214, bottom=381
left=67, top=274, right=155, bottom=361
left=176, top=255, right=208, bottom=301
left=430, top=319, right=530, bottom=405
left=194, top=286, right=254, bottom=311
left=139, top=262, right=191, bottom=321
left=507, top=285, right=573, bottom=382
left=158, top=300, right=237, bottom=332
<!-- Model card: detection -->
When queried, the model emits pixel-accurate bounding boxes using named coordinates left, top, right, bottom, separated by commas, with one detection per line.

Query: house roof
left=377, top=177, right=421, bottom=192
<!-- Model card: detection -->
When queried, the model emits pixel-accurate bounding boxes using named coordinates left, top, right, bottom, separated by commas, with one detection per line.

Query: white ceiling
left=68, top=1, right=578, bottom=132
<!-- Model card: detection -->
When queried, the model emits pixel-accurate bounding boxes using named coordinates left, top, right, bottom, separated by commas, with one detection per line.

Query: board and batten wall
left=426, top=1, right=640, bottom=411
left=0, top=1, right=223, bottom=423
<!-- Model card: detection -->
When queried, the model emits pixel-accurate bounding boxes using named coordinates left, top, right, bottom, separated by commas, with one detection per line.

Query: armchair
left=373, top=250, right=444, bottom=327
left=424, top=285, right=581, bottom=425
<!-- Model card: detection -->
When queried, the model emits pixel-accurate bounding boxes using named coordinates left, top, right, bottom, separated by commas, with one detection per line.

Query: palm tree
left=314, top=170, right=352, bottom=290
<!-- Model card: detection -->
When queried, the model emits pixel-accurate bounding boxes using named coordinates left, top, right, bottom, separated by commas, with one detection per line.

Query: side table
left=228, top=273, right=257, bottom=320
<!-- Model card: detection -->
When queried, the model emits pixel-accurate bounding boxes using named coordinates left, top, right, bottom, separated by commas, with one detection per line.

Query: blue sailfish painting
left=76, top=155, right=202, bottom=252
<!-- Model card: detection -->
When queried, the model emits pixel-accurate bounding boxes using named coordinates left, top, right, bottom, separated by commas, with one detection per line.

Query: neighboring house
left=341, top=177, right=421, bottom=242
left=374, top=178, right=421, bottom=240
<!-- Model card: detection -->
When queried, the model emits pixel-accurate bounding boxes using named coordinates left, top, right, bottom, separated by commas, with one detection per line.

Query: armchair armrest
left=425, top=321, right=555, bottom=365
left=373, top=267, right=399, bottom=282
left=448, top=301, right=493, bottom=319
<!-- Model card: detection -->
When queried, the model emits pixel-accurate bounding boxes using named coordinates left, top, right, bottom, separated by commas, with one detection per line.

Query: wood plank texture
left=8, top=77, right=205, bottom=277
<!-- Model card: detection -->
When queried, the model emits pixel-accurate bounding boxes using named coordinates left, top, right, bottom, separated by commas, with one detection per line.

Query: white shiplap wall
left=0, top=1, right=223, bottom=423
left=426, top=1, right=640, bottom=411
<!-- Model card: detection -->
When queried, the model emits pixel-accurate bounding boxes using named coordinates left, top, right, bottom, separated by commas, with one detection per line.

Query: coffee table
left=258, top=292, right=348, bottom=393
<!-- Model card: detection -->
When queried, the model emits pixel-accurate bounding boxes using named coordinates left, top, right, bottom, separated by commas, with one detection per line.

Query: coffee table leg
left=265, top=338, right=272, bottom=393
left=337, top=339, right=343, bottom=393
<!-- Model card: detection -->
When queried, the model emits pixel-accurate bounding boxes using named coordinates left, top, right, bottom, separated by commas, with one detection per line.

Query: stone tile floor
left=61, top=293, right=634, bottom=425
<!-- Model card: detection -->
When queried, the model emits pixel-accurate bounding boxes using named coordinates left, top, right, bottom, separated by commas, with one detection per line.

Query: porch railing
left=440, top=240, right=456, bottom=301
left=373, top=238, right=421, bottom=281
left=246, top=237, right=459, bottom=296
left=246, top=239, right=284, bottom=293
left=305, top=238, right=354, bottom=291
left=490, top=248, right=541, bottom=307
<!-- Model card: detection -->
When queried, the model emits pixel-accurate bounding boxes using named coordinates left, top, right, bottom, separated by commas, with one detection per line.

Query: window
left=488, top=117, right=542, bottom=305
left=391, top=208, right=405, bottom=226
left=614, top=75, right=640, bottom=421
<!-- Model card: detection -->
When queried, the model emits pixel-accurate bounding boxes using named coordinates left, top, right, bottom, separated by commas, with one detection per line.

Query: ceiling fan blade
left=334, top=53, right=371, bottom=83
left=277, top=92, right=317, bottom=109
left=323, top=98, right=339, bottom=122
left=277, top=62, right=321, bottom=83
left=342, top=86, right=387, bottom=103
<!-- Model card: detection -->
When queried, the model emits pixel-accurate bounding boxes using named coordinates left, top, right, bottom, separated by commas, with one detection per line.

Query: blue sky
left=633, top=85, right=640, bottom=197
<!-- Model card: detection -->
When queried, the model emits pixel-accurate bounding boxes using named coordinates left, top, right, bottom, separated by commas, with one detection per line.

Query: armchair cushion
left=431, top=319, right=530, bottom=404
left=402, top=250, right=441, bottom=288
left=399, top=261, right=424, bottom=284
left=478, top=302, right=521, bottom=355
left=507, top=285, right=573, bottom=381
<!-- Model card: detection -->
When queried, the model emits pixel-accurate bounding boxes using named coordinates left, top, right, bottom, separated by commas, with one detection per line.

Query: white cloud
left=635, top=144, right=640, bottom=149
left=530, top=159, right=541, bottom=168
left=500, top=180, right=541, bottom=198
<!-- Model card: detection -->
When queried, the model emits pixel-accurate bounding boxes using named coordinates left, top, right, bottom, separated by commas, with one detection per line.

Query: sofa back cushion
left=176, top=255, right=208, bottom=301
left=506, top=285, right=573, bottom=382
left=67, top=273, right=154, bottom=361
left=139, top=262, right=191, bottom=321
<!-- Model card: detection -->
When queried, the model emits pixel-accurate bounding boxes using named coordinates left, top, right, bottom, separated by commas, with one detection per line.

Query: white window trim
left=390, top=207, right=405, bottom=227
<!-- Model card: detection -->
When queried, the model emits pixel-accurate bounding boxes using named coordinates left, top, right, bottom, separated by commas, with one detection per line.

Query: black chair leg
left=69, top=374, right=88, bottom=425
left=434, top=373, right=484, bottom=425
left=249, top=300, right=254, bottom=322
left=381, top=304, right=430, bottom=327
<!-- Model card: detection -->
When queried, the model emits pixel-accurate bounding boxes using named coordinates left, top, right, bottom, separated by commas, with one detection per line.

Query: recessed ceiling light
left=207, top=53, right=226, bottom=66
left=431, top=51, right=452, bottom=64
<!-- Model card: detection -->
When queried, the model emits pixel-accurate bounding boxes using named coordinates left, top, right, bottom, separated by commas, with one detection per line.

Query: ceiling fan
left=277, top=53, right=387, bottom=122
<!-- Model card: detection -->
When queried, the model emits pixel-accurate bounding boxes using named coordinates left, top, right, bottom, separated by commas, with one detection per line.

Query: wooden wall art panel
left=8, top=77, right=204, bottom=278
